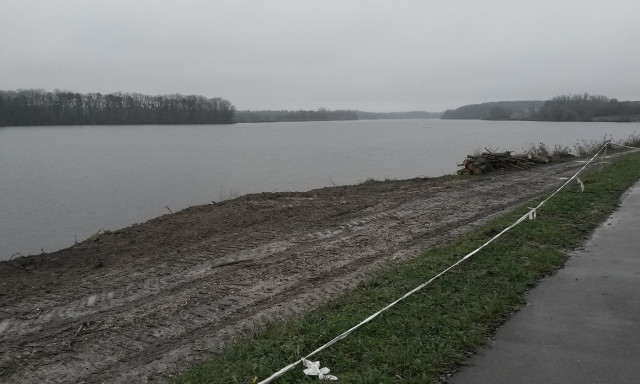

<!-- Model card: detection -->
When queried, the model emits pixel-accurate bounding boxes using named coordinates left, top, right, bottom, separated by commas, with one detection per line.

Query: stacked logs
left=457, top=150, right=551, bottom=175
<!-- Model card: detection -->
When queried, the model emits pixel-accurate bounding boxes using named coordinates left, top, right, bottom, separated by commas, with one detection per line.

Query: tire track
left=0, top=160, right=598, bottom=383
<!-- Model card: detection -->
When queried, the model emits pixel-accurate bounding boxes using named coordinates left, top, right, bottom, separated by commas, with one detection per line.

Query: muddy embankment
left=0, top=158, right=597, bottom=383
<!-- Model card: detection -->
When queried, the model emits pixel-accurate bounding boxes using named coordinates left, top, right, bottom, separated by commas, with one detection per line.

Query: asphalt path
left=449, top=181, right=640, bottom=384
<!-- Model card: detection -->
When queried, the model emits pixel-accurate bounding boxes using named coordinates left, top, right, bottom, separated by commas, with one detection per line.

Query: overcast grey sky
left=1, top=0, right=638, bottom=112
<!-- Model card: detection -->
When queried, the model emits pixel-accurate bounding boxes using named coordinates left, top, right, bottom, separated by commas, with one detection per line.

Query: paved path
left=449, top=181, right=640, bottom=384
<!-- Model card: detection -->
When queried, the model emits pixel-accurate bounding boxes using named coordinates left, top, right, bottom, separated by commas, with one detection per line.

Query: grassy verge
left=175, top=151, right=640, bottom=384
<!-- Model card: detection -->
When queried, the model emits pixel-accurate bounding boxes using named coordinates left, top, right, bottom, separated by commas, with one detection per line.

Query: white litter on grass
left=302, top=359, right=338, bottom=381
left=577, top=177, right=585, bottom=192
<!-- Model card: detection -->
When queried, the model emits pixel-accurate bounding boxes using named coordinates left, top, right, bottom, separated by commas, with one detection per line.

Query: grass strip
left=175, top=151, right=640, bottom=384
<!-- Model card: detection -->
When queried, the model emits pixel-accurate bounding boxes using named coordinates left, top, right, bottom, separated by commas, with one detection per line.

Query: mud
left=0, top=160, right=596, bottom=383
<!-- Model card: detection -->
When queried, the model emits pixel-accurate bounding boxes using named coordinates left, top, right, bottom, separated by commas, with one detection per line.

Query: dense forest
left=0, top=89, right=235, bottom=126
left=441, top=100, right=544, bottom=120
left=353, top=110, right=442, bottom=120
left=536, top=94, right=640, bottom=122
left=234, top=109, right=440, bottom=123
left=234, top=108, right=358, bottom=123
left=442, top=94, right=640, bottom=122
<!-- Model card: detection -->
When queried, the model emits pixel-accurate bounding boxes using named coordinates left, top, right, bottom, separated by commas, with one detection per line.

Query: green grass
left=175, top=151, right=640, bottom=384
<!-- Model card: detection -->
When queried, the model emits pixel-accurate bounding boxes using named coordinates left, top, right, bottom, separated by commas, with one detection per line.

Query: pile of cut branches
left=458, top=149, right=551, bottom=175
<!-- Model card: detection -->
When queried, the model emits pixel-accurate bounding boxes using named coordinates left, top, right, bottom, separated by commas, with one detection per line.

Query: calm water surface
left=1, top=119, right=638, bottom=260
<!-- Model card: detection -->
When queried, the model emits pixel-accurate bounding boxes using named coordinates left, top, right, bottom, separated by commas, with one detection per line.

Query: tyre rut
left=0, top=160, right=596, bottom=383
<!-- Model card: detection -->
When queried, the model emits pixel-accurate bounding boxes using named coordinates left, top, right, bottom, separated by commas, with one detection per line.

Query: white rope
left=258, top=142, right=628, bottom=383
left=610, top=142, right=640, bottom=151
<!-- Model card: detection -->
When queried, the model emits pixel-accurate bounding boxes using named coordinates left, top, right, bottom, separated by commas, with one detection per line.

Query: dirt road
left=0, top=159, right=596, bottom=383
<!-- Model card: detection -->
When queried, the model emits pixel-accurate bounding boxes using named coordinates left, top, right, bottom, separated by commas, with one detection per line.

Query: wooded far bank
left=233, top=109, right=441, bottom=123
left=0, top=89, right=235, bottom=126
left=4, top=89, right=639, bottom=127
left=442, top=94, right=640, bottom=122
left=0, top=89, right=443, bottom=126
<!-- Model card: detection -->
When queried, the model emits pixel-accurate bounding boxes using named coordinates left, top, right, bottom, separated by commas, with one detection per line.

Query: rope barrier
left=258, top=141, right=638, bottom=383
left=610, top=142, right=640, bottom=151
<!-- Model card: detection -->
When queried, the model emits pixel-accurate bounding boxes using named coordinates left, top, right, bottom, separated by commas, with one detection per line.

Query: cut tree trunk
left=457, top=150, right=551, bottom=176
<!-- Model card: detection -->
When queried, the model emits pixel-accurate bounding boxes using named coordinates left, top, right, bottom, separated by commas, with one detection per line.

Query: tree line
left=441, top=94, right=640, bottom=122
left=234, top=108, right=358, bottom=123
left=441, top=100, right=544, bottom=120
left=354, top=110, right=442, bottom=119
left=234, top=109, right=441, bottom=123
left=536, top=94, right=640, bottom=122
left=0, top=89, right=235, bottom=126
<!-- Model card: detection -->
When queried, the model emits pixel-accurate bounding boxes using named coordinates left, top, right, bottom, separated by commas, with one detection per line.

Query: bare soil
left=0, top=160, right=594, bottom=383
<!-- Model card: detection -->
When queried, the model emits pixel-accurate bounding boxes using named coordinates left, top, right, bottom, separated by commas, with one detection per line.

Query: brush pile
left=457, top=149, right=551, bottom=175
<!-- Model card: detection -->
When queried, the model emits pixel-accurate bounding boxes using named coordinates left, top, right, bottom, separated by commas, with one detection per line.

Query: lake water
left=1, top=119, right=638, bottom=260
